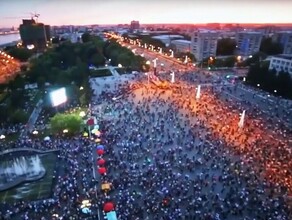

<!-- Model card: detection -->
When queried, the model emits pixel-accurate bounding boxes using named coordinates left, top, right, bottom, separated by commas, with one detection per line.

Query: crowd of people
left=0, top=69, right=291, bottom=219
left=0, top=51, right=20, bottom=84
left=97, top=75, right=291, bottom=219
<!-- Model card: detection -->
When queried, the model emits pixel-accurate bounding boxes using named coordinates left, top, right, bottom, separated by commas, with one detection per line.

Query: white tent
left=44, top=136, right=50, bottom=141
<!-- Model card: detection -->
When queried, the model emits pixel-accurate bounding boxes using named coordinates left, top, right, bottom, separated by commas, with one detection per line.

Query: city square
left=0, top=1, right=292, bottom=219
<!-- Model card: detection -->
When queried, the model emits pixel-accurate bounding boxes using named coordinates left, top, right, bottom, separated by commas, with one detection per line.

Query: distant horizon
left=2, top=22, right=292, bottom=29
left=1, top=0, right=292, bottom=28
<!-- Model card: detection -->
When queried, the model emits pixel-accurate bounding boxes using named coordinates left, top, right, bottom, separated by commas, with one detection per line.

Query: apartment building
left=191, top=30, right=218, bottom=61
left=236, top=31, right=263, bottom=56
left=272, top=31, right=292, bottom=55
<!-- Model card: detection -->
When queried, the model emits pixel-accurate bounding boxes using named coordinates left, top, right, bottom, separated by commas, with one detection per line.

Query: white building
left=171, top=39, right=191, bottom=53
left=268, top=55, right=292, bottom=75
left=236, top=31, right=263, bottom=56
left=191, top=30, right=218, bottom=61
left=272, top=31, right=292, bottom=55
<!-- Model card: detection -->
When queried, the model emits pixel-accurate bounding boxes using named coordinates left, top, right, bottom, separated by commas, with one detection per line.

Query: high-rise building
left=236, top=31, right=263, bottom=56
left=272, top=31, right=292, bottom=55
left=130, top=20, right=140, bottom=31
left=191, top=30, right=218, bottom=61
left=19, top=19, right=50, bottom=51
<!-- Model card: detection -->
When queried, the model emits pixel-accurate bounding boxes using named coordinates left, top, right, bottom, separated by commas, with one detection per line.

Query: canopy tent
left=98, top=167, right=107, bottom=175
left=44, top=136, right=50, bottom=141
left=96, top=145, right=105, bottom=150
left=106, top=211, right=118, bottom=220
left=97, top=158, right=105, bottom=166
left=103, top=202, right=114, bottom=212
left=97, top=149, right=105, bottom=156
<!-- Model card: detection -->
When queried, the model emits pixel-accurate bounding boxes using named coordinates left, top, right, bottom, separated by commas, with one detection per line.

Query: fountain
left=238, top=110, right=246, bottom=128
left=0, top=155, right=46, bottom=191
left=196, top=85, right=201, bottom=99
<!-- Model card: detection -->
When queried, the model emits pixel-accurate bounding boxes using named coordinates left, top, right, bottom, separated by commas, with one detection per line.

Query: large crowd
left=0, top=70, right=291, bottom=220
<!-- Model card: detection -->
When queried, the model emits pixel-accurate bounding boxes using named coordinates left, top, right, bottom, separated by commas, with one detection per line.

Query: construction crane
left=30, top=12, right=40, bottom=23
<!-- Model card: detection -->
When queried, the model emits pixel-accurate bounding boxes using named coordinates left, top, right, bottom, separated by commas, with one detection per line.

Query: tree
left=9, top=109, right=29, bottom=124
left=50, top=113, right=83, bottom=135
left=260, top=37, right=283, bottom=55
left=7, top=47, right=34, bottom=62
left=216, top=38, right=236, bottom=55
left=82, top=32, right=92, bottom=43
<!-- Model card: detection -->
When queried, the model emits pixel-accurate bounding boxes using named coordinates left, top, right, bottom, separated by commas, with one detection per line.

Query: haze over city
left=1, top=0, right=292, bottom=28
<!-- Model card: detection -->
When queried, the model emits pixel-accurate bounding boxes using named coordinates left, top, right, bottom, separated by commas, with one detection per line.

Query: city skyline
left=1, top=0, right=292, bottom=28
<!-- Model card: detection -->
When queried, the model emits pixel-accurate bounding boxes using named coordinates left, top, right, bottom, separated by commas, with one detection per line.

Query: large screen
left=50, top=88, right=67, bottom=107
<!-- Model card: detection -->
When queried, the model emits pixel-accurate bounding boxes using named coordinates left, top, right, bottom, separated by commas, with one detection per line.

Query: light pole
left=170, top=72, right=175, bottom=83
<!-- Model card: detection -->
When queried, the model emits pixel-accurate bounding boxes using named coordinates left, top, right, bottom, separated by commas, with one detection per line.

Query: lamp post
left=170, top=72, right=175, bottom=83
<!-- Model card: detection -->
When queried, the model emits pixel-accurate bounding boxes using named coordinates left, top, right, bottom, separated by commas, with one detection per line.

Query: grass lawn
left=2, top=133, right=20, bottom=144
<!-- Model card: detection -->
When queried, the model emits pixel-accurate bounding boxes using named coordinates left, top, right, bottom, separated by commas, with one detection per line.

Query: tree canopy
left=216, top=38, right=237, bottom=56
left=260, top=37, right=283, bottom=55
left=246, top=63, right=292, bottom=99
left=50, top=113, right=83, bottom=135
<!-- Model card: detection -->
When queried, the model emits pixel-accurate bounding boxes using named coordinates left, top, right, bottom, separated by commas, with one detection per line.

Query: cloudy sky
left=0, top=0, right=292, bottom=27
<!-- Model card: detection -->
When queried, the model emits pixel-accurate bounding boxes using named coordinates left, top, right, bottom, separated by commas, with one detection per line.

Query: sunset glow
left=1, top=0, right=292, bottom=27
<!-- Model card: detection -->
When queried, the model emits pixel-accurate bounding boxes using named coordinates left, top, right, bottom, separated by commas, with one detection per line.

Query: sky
left=0, top=0, right=292, bottom=27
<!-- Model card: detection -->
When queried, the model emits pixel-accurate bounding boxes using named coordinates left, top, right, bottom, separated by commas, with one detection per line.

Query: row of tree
left=246, top=63, right=292, bottom=99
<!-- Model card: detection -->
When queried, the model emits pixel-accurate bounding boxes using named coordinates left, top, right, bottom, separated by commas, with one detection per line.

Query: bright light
left=32, top=130, right=38, bottom=135
left=146, top=61, right=151, bottom=65
left=80, top=86, right=84, bottom=90
left=0, top=135, right=5, bottom=139
left=27, top=44, right=35, bottom=50
left=274, top=90, right=277, bottom=93
left=118, top=64, right=122, bottom=68
left=63, top=129, right=69, bottom=133
left=50, top=88, right=67, bottom=107
left=79, top=111, right=86, bottom=117
left=257, top=84, right=260, bottom=87
left=249, top=55, right=253, bottom=58
left=243, top=77, right=246, bottom=82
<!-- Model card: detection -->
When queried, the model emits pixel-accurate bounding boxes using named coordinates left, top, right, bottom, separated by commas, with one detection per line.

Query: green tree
left=9, top=109, right=29, bottom=124
left=7, top=47, right=34, bottom=62
left=260, top=37, right=283, bottom=55
left=50, top=113, right=83, bottom=135
left=216, top=38, right=236, bottom=55
left=82, top=32, right=92, bottom=43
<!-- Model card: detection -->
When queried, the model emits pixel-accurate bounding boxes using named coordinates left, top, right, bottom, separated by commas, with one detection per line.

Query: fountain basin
left=0, top=170, right=46, bottom=191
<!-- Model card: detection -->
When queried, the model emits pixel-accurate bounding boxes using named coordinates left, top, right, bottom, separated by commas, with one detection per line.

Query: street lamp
left=274, top=90, right=277, bottom=93
left=170, top=72, right=175, bottom=83
left=257, top=84, right=260, bottom=87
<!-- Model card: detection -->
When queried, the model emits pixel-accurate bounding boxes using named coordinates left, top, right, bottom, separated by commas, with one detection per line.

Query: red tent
left=98, top=167, right=107, bottom=175
left=97, top=158, right=105, bottom=166
left=103, top=202, right=114, bottom=212
left=87, top=118, right=94, bottom=126
left=97, top=149, right=104, bottom=156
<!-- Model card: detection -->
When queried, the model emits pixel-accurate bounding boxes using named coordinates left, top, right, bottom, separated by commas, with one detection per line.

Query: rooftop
left=171, top=39, right=191, bottom=44
left=272, top=54, right=292, bottom=60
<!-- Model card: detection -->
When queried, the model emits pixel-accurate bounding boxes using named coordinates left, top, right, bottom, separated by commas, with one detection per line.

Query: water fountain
left=0, top=155, right=46, bottom=191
